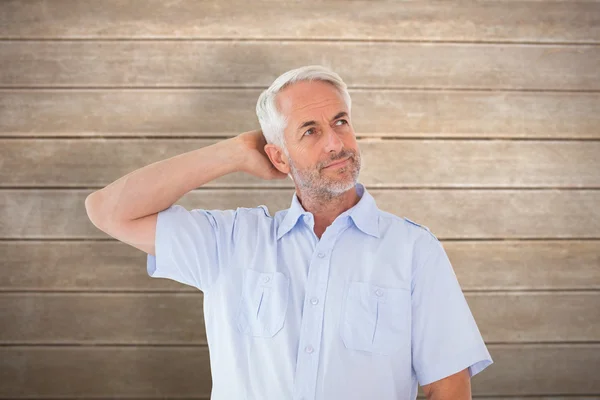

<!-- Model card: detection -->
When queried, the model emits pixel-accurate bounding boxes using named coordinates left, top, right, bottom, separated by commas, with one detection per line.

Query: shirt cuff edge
left=417, top=344, right=494, bottom=386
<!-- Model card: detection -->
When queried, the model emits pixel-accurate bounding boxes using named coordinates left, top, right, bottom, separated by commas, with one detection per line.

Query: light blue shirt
left=147, top=182, right=492, bottom=399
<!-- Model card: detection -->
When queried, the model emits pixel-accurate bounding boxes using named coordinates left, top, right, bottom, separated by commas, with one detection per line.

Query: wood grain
left=2, top=139, right=599, bottom=188
left=471, top=398, right=599, bottom=400
left=0, top=292, right=597, bottom=344
left=1, top=1, right=598, bottom=397
left=1, top=41, right=598, bottom=90
left=2, top=189, right=598, bottom=239
left=2, top=240, right=598, bottom=292
left=0, top=345, right=598, bottom=396
left=1, top=1, right=597, bottom=42
left=1, top=90, right=598, bottom=138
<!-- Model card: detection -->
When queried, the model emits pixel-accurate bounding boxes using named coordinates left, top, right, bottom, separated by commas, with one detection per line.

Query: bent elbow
left=85, top=191, right=108, bottom=230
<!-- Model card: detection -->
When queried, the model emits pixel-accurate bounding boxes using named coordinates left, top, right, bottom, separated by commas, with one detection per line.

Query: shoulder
left=402, top=216, right=439, bottom=242
left=374, top=210, right=439, bottom=243
left=167, top=204, right=272, bottom=226
left=234, top=204, right=272, bottom=218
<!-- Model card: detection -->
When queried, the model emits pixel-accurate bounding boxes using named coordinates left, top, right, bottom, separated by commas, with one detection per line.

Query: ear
left=264, top=143, right=291, bottom=174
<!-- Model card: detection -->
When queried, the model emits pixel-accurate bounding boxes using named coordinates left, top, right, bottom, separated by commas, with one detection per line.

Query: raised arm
left=84, top=130, right=286, bottom=255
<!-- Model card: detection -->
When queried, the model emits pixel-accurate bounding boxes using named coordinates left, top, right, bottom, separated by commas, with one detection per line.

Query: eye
left=303, top=120, right=348, bottom=137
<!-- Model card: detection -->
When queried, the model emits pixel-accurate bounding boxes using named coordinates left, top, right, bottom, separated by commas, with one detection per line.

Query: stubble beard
left=288, top=149, right=362, bottom=202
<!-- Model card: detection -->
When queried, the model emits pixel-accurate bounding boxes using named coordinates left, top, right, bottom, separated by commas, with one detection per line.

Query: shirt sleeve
left=410, top=230, right=493, bottom=385
left=146, top=204, right=240, bottom=292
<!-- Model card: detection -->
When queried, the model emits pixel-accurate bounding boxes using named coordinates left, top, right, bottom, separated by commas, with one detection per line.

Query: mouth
left=324, top=157, right=351, bottom=169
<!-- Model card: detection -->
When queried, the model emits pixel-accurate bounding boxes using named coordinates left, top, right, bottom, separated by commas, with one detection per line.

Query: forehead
left=276, top=80, right=347, bottom=123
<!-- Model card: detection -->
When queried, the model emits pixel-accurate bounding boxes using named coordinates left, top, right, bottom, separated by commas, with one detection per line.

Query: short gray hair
left=255, top=65, right=352, bottom=156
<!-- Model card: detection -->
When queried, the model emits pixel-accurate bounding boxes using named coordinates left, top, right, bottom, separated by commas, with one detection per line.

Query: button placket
left=308, top=251, right=327, bottom=308
left=294, top=247, right=330, bottom=400
left=294, top=223, right=350, bottom=400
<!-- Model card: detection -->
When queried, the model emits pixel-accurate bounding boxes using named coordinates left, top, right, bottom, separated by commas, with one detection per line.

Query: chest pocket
left=340, top=281, right=410, bottom=355
left=236, top=268, right=290, bottom=338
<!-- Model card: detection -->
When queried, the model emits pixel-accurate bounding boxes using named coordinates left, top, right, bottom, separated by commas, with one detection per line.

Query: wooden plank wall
left=1, top=1, right=599, bottom=398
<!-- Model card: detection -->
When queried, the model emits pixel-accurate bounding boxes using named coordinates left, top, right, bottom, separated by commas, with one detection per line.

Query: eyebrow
left=296, top=111, right=349, bottom=133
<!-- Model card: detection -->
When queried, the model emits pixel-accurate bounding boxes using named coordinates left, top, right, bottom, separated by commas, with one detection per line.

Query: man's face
left=276, top=80, right=362, bottom=197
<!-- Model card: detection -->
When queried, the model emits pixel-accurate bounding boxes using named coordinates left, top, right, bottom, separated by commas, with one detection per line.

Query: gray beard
left=288, top=149, right=362, bottom=202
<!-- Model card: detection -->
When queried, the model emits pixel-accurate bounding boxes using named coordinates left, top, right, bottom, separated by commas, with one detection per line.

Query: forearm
left=85, top=137, right=244, bottom=224
left=422, top=369, right=471, bottom=400
left=426, top=389, right=470, bottom=400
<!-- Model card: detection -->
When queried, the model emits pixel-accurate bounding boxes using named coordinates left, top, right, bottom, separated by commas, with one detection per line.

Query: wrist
left=221, top=136, right=247, bottom=173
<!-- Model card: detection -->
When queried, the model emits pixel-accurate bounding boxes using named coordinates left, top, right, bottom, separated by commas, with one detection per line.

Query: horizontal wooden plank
left=0, top=346, right=212, bottom=398
left=1, top=41, right=598, bottom=90
left=0, top=1, right=598, bottom=43
left=2, top=240, right=599, bottom=291
left=468, top=292, right=600, bottom=342
left=0, top=241, right=185, bottom=292
left=3, top=139, right=599, bottom=188
left=1, top=90, right=598, bottom=138
left=476, top=344, right=600, bottom=395
left=0, top=293, right=206, bottom=344
left=468, top=396, right=598, bottom=400
left=444, top=240, right=600, bottom=291
left=0, top=292, right=598, bottom=344
left=1, top=189, right=599, bottom=239
left=0, top=345, right=598, bottom=396
left=423, top=396, right=598, bottom=400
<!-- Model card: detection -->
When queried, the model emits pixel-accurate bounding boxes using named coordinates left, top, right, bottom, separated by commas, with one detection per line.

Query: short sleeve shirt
left=146, top=182, right=493, bottom=399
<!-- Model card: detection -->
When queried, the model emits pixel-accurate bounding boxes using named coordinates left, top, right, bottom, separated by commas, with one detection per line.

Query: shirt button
left=310, top=297, right=319, bottom=305
left=317, top=252, right=325, bottom=258
left=263, top=276, right=270, bottom=283
left=305, top=345, right=314, bottom=353
left=375, top=288, right=384, bottom=296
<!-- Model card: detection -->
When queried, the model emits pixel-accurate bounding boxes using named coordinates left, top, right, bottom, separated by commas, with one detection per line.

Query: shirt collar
left=276, top=182, right=380, bottom=240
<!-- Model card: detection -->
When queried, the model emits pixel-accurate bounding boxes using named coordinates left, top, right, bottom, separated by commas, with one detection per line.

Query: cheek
left=292, top=146, right=320, bottom=167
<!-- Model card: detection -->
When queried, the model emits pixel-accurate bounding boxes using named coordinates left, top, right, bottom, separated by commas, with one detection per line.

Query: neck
left=296, top=185, right=360, bottom=234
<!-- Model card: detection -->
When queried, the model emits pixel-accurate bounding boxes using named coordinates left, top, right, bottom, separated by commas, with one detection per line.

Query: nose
left=322, top=124, right=344, bottom=154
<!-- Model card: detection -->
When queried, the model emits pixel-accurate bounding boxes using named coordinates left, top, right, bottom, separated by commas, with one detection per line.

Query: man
left=85, top=65, right=492, bottom=399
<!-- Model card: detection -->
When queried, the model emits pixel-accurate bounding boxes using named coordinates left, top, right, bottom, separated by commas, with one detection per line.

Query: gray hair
left=255, top=65, right=352, bottom=156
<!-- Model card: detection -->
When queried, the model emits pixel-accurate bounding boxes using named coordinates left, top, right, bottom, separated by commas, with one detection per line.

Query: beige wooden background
left=1, top=1, right=599, bottom=398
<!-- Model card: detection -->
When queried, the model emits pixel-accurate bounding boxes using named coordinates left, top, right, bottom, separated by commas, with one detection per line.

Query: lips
left=325, top=157, right=350, bottom=168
